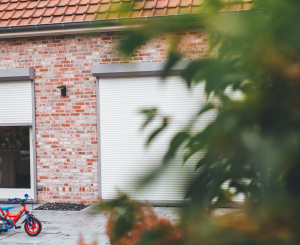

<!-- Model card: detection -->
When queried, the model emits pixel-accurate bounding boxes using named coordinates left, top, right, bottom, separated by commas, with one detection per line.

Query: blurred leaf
left=198, top=103, right=216, bottom=116
left=183, top=143, right=204, bottom=163
left=140, top=108, right=158, bottom=130
left=163, top=132, right=190, bottom=164
left=161, top=51, right=182, bottom=79
left=181, top=60, right=210, bottom=88
left=120, top=31, right=150, bottom=55
left=146, top=117, right=169, bottom=146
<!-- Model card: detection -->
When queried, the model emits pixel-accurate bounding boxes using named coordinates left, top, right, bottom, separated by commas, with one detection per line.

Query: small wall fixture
left=57, top=85, right=66, bottom=96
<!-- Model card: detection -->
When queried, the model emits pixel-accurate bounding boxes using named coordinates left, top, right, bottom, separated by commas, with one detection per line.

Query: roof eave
left=0, top=10, right=252, bottom=39
left=0, top=15, right=193, bottom=39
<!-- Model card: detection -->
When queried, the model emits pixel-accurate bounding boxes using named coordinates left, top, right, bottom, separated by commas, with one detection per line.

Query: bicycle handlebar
left=8, top=194, right=29, bottom=202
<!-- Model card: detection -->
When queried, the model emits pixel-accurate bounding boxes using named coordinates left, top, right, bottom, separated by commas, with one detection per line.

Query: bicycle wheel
left=24, top=217, right=42, bottom=236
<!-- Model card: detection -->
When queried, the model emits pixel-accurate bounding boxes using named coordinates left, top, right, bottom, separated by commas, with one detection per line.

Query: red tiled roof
left=0, top=0, right=253, bottom=27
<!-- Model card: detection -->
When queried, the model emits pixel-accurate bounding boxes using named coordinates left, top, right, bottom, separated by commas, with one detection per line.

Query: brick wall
left=0, top=30, right=208, bottom=204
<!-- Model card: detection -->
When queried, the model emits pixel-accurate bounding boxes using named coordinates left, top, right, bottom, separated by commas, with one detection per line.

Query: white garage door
left=99, top=76, right=221, bottom=202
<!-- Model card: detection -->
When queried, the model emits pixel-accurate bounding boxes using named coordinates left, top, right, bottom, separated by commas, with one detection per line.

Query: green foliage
left=125, top=0, right=300, bottom=210
left=99, top=0, right=300, bottom=244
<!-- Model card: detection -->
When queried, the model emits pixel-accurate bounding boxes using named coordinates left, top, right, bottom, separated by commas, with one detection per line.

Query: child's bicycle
left=0, top=194, right=42, bottom=236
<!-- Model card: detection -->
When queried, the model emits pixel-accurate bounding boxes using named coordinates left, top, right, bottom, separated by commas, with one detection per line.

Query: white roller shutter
left=99, top=76, right=244, bottom=203
left=0, top=81, right=32, bottom=125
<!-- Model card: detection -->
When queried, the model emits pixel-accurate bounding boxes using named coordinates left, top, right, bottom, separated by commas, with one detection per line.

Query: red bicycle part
left=25, top=221, right=39, bottom=235
left=24, top=217, right=42, bottom=236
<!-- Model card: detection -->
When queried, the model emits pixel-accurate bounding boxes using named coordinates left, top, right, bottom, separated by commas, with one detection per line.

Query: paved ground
left=0, top=203, right=232, bottom=245
left=0, top=204, right=180, bottom=245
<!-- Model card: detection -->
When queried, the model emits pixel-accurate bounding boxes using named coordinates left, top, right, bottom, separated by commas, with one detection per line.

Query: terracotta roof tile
left=84, top=12, right=94, bottom=19
left=44, top=7, right=55, bottom=16
left=9, top=18, right=20, bottom=25
left=23, top=8, right=35, bottom=18
left=48, top=0, right=60, bottom=7
left=32, top=8, right=44, bottom=17
left=40, top=16, right=51, bottom=22
left=0, top=19, right=9, bottom=25
left=168, top=0, right=179, bottom=7
left=6, top=2, right=18, bottom=10
left=57, top=0, right=67, bottom=6
left=166, top=7, right=177, bottom=14
left=19, top=17, right=30, bottom=24
left=154, top=8, right=165, bottom=15
left=52, top=15, right=62, bottom=21
left=27, top=1, right=38, bottom=8
left=101, top=0, right=112, bottom=4
left=69, top=0, right=80, bottom=6
left=73, top=14, right=84, bottom=20
left=156, top=0, right=167, bottom=9
left=12, top=9, right=23, bottom=18
left=0, top=0, right=253, bottom=27
left=75, top=5, right=88, bottom=14
left=142, top=9, right=152, bottom=16
left=54, top=6, right=66, bottom=15
left=0, top=3, right=9, bottom=11
left=1, top=11, right=12, bottom=19
left=144, top=0, right=154, bottom=9
left=62, top=14, right=73, bottom=21
left=87, top=4, right=99, bottom=13
left=16, top=1, right=28, bottom=9
left=79, top=0, right=90, bottom=5
left=180, top=0, right=191, bottom=7
left=37, top=1, right=49, bottom=9
left=30, top=17, right=41, bottom=23
left=130, top=10, right=139, bottom=17
left=90, top=0, right=101, bottom=4
left=98, top=3, right=110, bottom=12
left=133, top=1, right=143, bottom=10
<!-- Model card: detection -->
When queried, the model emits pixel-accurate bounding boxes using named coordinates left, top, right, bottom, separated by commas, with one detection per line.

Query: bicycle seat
left=1, top=205, right=15, bottom=211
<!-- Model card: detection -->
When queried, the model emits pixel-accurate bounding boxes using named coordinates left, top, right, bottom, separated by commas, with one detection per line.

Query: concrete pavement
left=0, top=204, right=180, bottom=245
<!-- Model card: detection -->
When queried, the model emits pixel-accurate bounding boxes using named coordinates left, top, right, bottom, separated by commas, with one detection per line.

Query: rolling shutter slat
left=0, top=81, right=32, bottom=125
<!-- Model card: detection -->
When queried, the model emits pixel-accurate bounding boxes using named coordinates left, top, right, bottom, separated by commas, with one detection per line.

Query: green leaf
left=195, top=150, right=216, bottom=170
left=119, top=31, right=150, bottom=55
left=181, top=60, right=210, bottom=88
left=161, top=51, right=182, bottom=79
left=183, top=143, right=204, bottom=163
left=163, top=132, right=190, bottom=164
left=198, top=103, right=216, bottom=116
left=146, top=117, right=169, bottom=146
left=139, top=108, right=158, bottom=130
